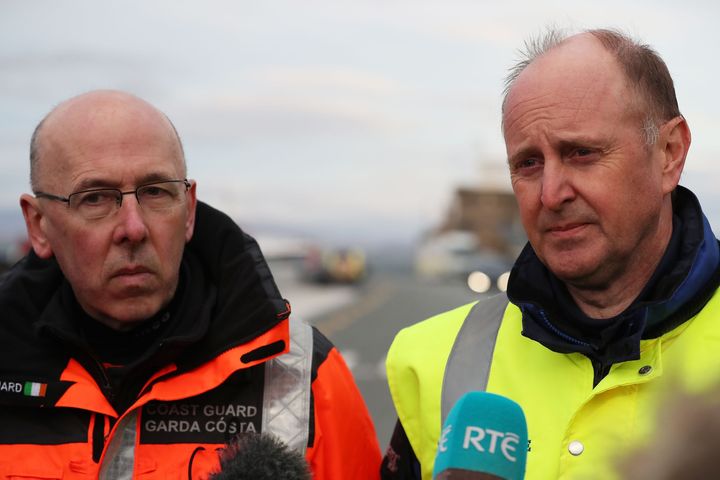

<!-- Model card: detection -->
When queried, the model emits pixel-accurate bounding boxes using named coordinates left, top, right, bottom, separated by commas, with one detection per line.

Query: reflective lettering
left=206, top=420, right=257, bottom=434
left=203, top=404, right=258, bottom=417
left=144, top=420, right=200, bottom=433
left=147, top=403, right=200, bottom=416
left=0, top=382, right=22, bottom=393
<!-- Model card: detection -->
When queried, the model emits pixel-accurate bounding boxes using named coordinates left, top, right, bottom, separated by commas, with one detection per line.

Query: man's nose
left=112, top=194, right=149, bottom=244
left=540, top=159, right=576, bottom=210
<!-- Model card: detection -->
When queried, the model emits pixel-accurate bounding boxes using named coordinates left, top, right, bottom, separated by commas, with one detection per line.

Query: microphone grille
left=211, top=433, right=311, bottom=480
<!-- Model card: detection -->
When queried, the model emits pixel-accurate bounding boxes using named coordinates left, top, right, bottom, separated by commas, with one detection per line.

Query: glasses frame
left=34, top=179, right=191, bottom=218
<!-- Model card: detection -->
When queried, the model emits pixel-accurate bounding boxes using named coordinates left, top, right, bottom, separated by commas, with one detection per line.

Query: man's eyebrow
left=135, top=172, right=181, bottom=185
left=73, top=173, right=179, bottom=191
left=73, top=178, right=117, bottom=191
left=507, top=136, right=608, bottom=165
left=556, top=137, right=604, bottom=149
left=507, top=146, right=539, bottom=166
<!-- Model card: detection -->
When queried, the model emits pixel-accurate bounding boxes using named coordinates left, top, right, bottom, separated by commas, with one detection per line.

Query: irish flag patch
left=23, top=381, right=47, bottom=397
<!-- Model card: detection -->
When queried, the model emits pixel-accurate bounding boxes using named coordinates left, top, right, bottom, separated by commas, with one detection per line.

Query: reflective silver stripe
left=441, top=294, right=509, bottom=426
left=262, top=316, right=313, bottom=452
left=99, top=411, right=137, bottom=480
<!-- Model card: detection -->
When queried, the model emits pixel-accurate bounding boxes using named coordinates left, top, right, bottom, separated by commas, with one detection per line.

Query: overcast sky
left=2, top=0, right=719, bottom=245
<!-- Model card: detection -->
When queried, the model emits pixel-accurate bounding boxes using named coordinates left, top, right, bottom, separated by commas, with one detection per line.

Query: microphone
left=209, top=433, right=311, bottom=480
left=433, top=392, right=528, bottom=480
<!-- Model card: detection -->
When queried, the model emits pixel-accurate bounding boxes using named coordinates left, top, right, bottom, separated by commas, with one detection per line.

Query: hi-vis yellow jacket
left=386, top=289, right=720, bottom=480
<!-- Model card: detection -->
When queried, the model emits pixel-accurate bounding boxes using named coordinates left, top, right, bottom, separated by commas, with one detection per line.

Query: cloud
left=244, top=66, right=409, bottom=95
left=167, top=67, right=426, bottom=141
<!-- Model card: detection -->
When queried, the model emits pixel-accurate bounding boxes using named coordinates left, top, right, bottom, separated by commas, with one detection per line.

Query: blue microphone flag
left=433, top=391, right=528, bottom=480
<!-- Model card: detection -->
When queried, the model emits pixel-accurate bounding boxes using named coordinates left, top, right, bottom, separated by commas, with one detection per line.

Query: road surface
left=275, top=264, right=490, bottom=448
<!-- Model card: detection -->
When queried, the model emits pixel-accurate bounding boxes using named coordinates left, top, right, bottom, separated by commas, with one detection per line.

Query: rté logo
left=438, top=424, right=521, bottom=462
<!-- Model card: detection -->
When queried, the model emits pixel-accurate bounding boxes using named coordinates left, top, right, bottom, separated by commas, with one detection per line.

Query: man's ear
left=184, top=180, right=198, bottom=243
left=660, top=115, right=691, bottom=194
left=20, top=194, right=53, bottom=259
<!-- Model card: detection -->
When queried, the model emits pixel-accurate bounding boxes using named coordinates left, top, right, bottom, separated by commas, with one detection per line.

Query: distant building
left=415, top=186, right=525, bottom=288
left=436, top=187, right=525, bottom=258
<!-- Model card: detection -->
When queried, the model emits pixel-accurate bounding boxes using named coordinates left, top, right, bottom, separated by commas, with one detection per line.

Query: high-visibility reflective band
left=441, top=294, right=508, bottom=426
left=262, top=317, right=313, bottom=452
left=99, top=411, right=137, bottom=480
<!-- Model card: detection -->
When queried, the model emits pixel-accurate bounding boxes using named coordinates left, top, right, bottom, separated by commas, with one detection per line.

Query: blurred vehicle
left=255, top=233, right=312, bottom=287
left=303, top=246, right=367, bottom=284
left=415, top=230, right=512, bottom=293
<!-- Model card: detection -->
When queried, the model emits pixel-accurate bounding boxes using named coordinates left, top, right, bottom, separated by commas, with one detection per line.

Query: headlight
left=467, top=271, right=491, bottom=293
left=497, top=272, right=511, bottom=292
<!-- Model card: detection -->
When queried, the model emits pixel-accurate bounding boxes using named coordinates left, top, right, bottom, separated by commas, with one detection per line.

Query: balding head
left=30, top=90, right=185, bottom=191
left=502, top=29, right=681, bottom=146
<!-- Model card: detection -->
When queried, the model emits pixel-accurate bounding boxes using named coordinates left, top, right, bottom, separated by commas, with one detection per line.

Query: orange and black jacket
left=0, top=201, right=381, bottom=478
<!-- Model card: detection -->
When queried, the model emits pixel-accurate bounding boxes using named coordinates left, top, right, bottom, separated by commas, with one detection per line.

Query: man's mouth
left=548, top=222, right=587, bottom=232
left=113, top=266, right=153, bottom=277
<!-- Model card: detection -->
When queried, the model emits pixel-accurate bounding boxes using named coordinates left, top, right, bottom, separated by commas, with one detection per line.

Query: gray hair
left=29, top=117, right=46, bottom=191
left=501, top=28, right=681, bottom=147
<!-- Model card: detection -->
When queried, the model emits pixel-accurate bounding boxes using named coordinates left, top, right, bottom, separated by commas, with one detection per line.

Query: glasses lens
left=137, top=181, right=186, bottom=211
left=69, top=190, right=120, bottom=219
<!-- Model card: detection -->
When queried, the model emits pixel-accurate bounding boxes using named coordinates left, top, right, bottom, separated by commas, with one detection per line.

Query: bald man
left=382, top=29, right=720, bottom=479
left=0, top=91, right=381, bottom=478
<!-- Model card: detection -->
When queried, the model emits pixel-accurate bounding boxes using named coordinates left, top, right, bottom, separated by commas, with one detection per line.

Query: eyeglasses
left=35, top=179, right=191, bottom=220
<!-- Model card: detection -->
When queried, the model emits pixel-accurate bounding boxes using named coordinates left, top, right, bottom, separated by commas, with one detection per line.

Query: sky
left=2, top=0, right=720, bottom=246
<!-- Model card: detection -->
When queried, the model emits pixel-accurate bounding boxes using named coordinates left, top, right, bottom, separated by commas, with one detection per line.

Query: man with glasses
left=0, top=90, right=381, bottom=477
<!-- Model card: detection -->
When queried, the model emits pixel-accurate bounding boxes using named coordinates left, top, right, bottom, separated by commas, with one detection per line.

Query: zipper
left=92, top=413, right=107, bottom=462
left=46, top=327, right=115, bottom=402
left=592, top=360, right=612, bottom=388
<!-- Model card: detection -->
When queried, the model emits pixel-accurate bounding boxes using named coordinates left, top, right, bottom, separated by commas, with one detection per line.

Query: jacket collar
left=507, top=186, right=720, bottom=365
left=175, top=201, right=291, bottom=372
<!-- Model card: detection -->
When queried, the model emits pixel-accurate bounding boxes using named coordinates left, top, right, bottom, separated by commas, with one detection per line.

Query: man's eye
left=141, top=186, right=172, bottom=198
left=143, top=187, right=164, bottom=197
left=514, top=158, right=540, bottom=171
left=80, top=191, right=115, bottom=205
left=571, top=148, right=599, bottom=160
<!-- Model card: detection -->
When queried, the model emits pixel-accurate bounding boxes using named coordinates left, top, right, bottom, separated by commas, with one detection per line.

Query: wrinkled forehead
left=528, top=36, right=652, bottom=110
left=507, top=36, right=631, bottom=111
